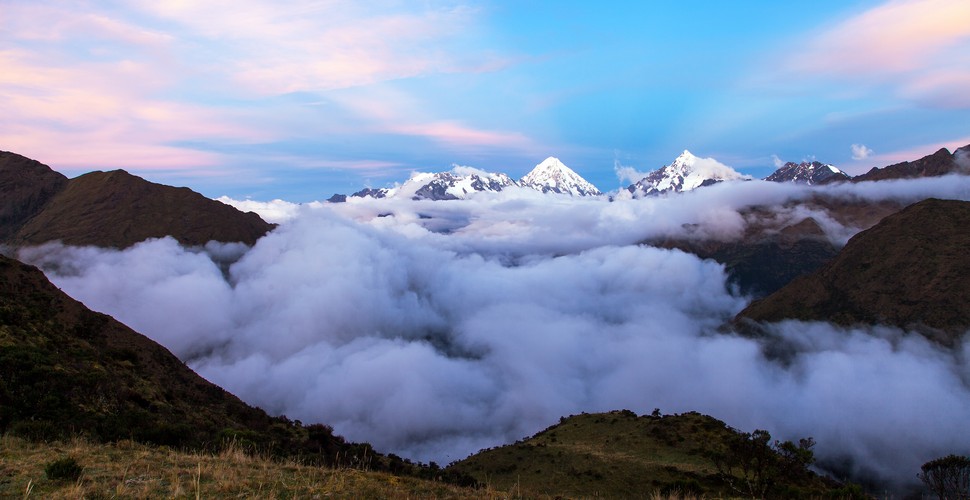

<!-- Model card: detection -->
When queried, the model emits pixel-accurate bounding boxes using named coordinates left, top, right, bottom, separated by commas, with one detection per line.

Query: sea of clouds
left=18, top=175, right=970, bottom=488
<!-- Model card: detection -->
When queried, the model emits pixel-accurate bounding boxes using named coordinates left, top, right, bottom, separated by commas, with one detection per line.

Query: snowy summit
left=627, top=150, right=747, bottom=197
left=519, top=157, right=602, bottom=196
left=764, top=161, right=849, bottom=185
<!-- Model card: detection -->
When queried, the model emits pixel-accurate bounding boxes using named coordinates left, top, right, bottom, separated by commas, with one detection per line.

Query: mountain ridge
left=736, top=198, right=970, bottom=345
left=0, top=151, right=274, bottom=248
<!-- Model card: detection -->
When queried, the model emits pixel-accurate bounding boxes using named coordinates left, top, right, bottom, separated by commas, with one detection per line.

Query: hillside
left=653, top=197, right=904, bottom=297
left=0, top=151, right=69, bottom=240
left=1, top=436, right=500, bottom=499
left=737, top=198, right=970, bottom=344
left=448, top=410, right=853, bottom=499
left=0, top=253, right=437, bottom=476
left=0, top=151, right=273, bottom=248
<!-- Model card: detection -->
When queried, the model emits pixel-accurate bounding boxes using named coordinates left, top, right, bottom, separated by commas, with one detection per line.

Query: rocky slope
left=736, top=198, right=970, bottom=345
left=0, top=151, right=274, bottom=248
left=765, top=160, right=849, bottom=185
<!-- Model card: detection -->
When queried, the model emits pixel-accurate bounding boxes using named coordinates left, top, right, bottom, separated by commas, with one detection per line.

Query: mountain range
left=332, top=156, right=601, bottom=201
left=331, top=144, right=970, bottom=202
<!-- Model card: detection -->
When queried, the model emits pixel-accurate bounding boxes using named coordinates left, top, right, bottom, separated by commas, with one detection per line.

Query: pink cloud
left=127, top=1, right=497, bottom=95
left=781, top=0, right=970, bottom=109
left=0, top=47, right=271, bottom=174
left=791, top=0, right=970, bottom=75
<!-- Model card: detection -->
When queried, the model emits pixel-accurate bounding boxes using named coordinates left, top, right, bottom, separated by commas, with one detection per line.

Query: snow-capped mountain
left=519, top=157, right=602, bottom=196
left=337, top=166, right=517, bottom=201
left=627, top=150, right=746, bottom=197
left=407, top=168, right=518, bottom=200
left=764, top=161, right=849, bottom=185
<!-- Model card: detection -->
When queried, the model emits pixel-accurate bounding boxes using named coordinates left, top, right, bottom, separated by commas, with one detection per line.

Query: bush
left=919, top=454, right=970, bottom=500
left=45, top=457, right=83, bottom=481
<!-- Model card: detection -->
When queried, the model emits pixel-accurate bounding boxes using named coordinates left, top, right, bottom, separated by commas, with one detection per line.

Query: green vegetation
left=44, top=457, right=83, bottom=481
left=448, top=410, right=858, bottom=499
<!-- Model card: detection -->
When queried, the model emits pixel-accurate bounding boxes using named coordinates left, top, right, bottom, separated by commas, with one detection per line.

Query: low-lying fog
left=19, top=175, right=970, bottom=488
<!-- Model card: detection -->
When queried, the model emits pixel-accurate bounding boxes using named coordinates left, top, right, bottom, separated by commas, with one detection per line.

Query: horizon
left=3, top=1, right=969, bottom=202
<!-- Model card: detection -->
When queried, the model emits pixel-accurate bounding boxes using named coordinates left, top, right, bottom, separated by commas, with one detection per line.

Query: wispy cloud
left=784, top=0, right=970, bottom=109
left=0, top=1, right=518, bottom=178
left=126, top=1, right=495, bottom=95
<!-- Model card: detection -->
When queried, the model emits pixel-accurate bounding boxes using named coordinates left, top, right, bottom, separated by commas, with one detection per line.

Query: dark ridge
left=852, top=145, right=967, bottom=182
left=0, top=151, right=69, bottom=240
left=736, top=198, right=970, bottom=345
left=0, top=152, right=275, bottom=248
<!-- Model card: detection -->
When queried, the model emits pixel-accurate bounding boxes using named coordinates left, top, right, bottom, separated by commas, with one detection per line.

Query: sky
left=2, top=0, right=969, bottom=201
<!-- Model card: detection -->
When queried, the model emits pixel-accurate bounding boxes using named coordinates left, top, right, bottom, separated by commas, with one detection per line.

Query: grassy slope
left=0, top=435, right=512, bottom=499
left=448, top=410, right=849, bottom=499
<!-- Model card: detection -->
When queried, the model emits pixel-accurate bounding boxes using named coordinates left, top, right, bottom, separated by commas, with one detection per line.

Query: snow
left=629, top=150, right=747, bottom=197
left=519, top=157, right=602, bottom=196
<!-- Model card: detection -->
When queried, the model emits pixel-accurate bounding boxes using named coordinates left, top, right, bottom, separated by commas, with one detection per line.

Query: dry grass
left=0, top=435, right=522, bottom=499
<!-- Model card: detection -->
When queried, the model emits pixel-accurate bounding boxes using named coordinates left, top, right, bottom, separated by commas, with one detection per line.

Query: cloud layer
left=19, top=177, right=970, bottom=489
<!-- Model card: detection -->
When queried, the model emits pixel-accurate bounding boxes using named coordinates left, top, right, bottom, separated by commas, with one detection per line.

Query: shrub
left=919, top=454, right=970, bottom=500
left=45, top=457, right=83, bottom=481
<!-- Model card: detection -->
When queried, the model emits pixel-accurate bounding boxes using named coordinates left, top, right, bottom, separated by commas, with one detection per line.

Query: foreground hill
left=448, top=410, right=853, bottom=499
left=0, top=151, right=273, bottom=248
left=737, top=198, right=970, bottom=344
left=0, top=253, right=456, bottom=479
left=1, top=436, right=498, bottom=499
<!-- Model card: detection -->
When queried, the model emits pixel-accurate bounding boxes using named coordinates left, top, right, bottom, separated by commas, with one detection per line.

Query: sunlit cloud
left=784, top=0, right=970, bottom=108
left=0, top=1, right=517, bottom=179
left=126, top=0, right=494, bottom=95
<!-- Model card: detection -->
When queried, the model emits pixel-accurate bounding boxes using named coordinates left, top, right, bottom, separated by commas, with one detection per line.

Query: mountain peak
left=520, top=157, right=601, bottom=196
left=627, top=151, right=745, bottom=197
left=765, top=160, right=849, bottom=185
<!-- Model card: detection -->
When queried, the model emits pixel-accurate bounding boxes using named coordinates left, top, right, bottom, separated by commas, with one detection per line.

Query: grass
left=449, top=410, right=732, bottom=497
left=0, top=435, right=524, bottom=499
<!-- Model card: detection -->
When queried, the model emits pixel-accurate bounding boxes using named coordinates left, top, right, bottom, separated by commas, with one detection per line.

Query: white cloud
left=771, top=154, right=785, bottom=169
left=851, top=143, right=874, bottom=160
left=18, top=175, right=970, bottom=490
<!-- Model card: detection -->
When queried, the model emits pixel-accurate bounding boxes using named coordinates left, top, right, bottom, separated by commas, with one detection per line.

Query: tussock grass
left=0, top=435, right=517, bottom=499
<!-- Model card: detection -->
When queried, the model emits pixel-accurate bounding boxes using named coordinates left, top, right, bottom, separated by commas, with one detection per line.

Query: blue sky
left=2, top=0, right=968, bottom=201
